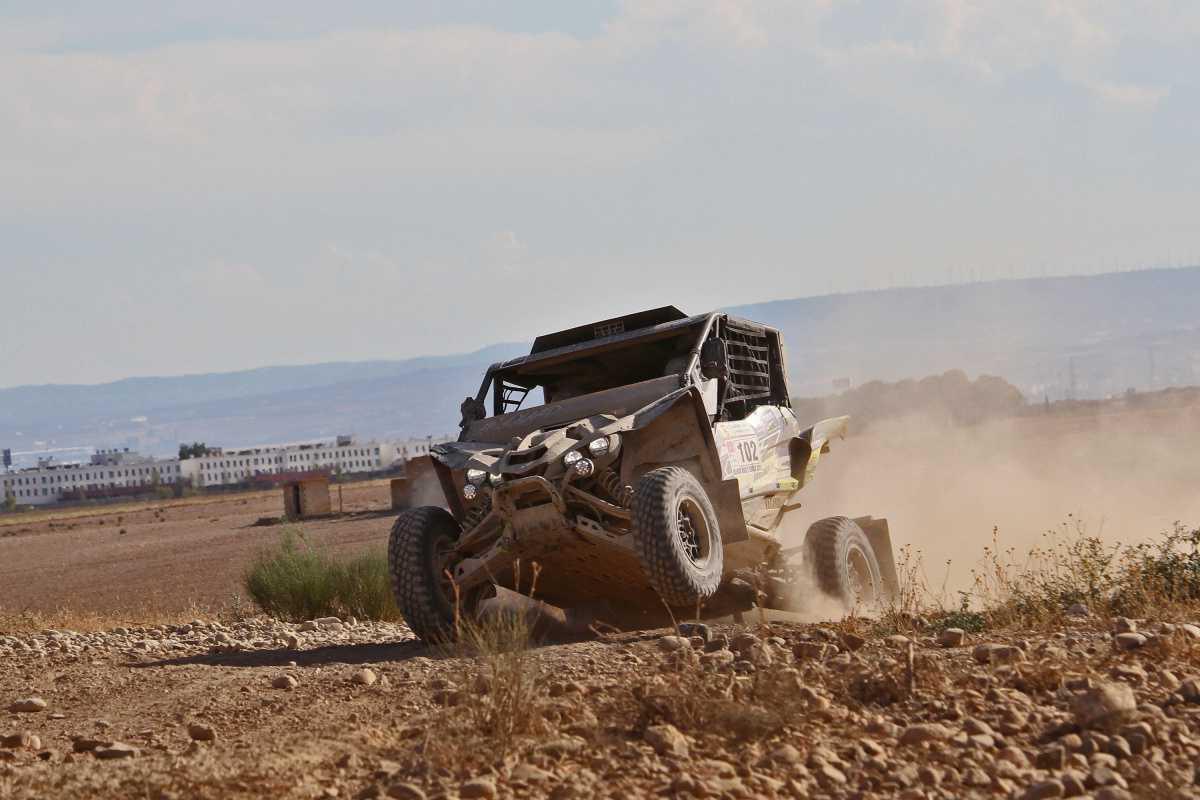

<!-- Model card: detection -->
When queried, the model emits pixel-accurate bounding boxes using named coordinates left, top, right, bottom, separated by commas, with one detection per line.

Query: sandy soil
left=0, top=481, right=396, bottom=618
left=3, top=403, right=1200, bottom=798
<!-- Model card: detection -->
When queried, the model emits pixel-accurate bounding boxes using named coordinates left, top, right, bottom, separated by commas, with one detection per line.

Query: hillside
left=1, top=267, right=1198, bottom=456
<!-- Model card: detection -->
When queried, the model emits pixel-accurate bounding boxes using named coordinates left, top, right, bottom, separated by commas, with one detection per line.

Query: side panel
left=713, top=405, right=802, bottom=495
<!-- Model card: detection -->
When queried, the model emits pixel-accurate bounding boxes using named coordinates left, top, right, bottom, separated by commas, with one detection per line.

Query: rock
left=1113, top=632, right=1146, bottom=651
left=1073, top=683, right=1137, bottom=730
left=1035, top=745, right=1065, bottom=769
left=644, top=723, right=689, bottom=757
left=657, top=636, right=691, bottom=652
left=186, top=723, right=216, bottom=742
left=272, top=674, right=299, bottom=690
left=730, top=632, right=761, bottom=653
left=1, top=732, right=34, bottom=749
left=885, top=634, right=911, bottom=648
left=839, top=632, right=866, bottom=651
left=459, top=777, right=496, bottom=799
left=298, top=621, right=319, bottom=632
left=937, top=627, right=966, bottom=647
left=1112, top=617, right=1137, bottom=634
left=1066, top=603, right=1090, bottom=618
left=315, top=617, right=342, bottom=627
left=1094, top=788, right=1132, bottom=800
left=899, top=723, right=953, bottom=745
left=1020, top=779, right=1065, bottom=799
left=769, top=743, right=802, bottom=764
left=8, top=697, right=47, bottom=713
left=794, top=641, right=833, bottom=660
left=352, top=668, right=378, bottom=686
left=286, top=634, right=301, bottom=649
left=509, top=763, right=552, bottom=784
left=94, top=742, right=139, bottom=759
left=384, top=783, right=427, bottom=800
left=676, top=622, right=709, bottom=642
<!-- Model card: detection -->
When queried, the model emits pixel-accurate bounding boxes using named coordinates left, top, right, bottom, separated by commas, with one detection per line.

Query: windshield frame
left=468, top=312, right=718, bottom=421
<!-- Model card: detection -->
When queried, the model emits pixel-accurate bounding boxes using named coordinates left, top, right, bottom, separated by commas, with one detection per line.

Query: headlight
left=466, top=468, right=487, bottom=486
left=488, top=472, right=502, bottom=486
left=462, top=483, right=478, bottom=500
left=587, top=437, right=610, bottom=457
left=573, top=457, right=595, bottom=477
left=563, top=450, right=583, bottom=467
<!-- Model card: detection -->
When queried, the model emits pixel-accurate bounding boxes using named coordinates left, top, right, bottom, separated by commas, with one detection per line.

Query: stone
left=770, top=743, right=802, bottom=764
left=8, top=698, right=47, bottom=713
left=899, top=723, right=953, bottom=745
left=459, top=777, right=496, bottom=799
left=1112, top=617, right=1137, bottom=634
left=1035, top=745, right=1065, bottom=769
left=937, top=627, right=966, bottom=647
left=730, top=632, right=761, bottom=653
left=94, top=742, right=139, bottom=759
left=1066, top=603, right=1090, bottom=618
left=676, top=622, right=710, bottom=642
left=657, top=635, right=691, bottom=653
left=1, top=732, right=34, bottom=749
left=839, top=632, right=867, bottom=652
left=384, top=783, right=427, bottom=800
left=298, top=621, right=319, bottom=632
left=1072, top=683, right=1137, bottom=730
left=510, top=763, right=552, bottom=784
left=1020, top=779, right=1065, bottom=800
left=644, top=723, right=689, bottom=757
left=286, top=634, right=301, bottom=649
left=352, top=668, right=378, bottom=686
left=794, top=641, right=833, bottom=660
left=1113, top=633, right=1146, bottom=651
left=272, top=674, right=299, bottom=690
left=186, top=723, right=216, bottom=742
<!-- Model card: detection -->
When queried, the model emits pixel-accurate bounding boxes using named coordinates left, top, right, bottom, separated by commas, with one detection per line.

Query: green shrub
left=244, top=529, right=399, bottom=622
left=333, top=550, right=399, bottom=621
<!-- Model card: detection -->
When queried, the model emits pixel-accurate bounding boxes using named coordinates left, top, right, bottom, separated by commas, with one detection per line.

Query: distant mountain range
left=3, top=267, right=1197, bottom=459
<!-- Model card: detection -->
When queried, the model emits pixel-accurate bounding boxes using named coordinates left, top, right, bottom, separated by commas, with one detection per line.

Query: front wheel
left=804, top=516, right=883, bottom=609
left=632, top=466, right=724, bottom=608
left=388, top=506, right=473, bottom=644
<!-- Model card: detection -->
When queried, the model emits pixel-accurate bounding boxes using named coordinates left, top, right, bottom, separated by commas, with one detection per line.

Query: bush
left=969, top=519, right=1200, bottom=627
left=244, top=530, right=400, bottom=622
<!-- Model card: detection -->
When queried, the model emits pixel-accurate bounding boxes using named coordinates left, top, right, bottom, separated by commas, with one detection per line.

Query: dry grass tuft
left=243, top=529, right=399, bottom=622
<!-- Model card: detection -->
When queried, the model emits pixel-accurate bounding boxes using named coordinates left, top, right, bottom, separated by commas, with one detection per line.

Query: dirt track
left=4, top=404, right=1200, bottom=798
left=4, top=612, right=1200, bottom=798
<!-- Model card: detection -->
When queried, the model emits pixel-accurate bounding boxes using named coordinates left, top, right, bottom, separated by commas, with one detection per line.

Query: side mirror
left=700, top=338, right=728, bottom=380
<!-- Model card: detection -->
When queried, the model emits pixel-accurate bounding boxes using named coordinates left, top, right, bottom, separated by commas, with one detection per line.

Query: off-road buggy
left=389, top=306, right=897, bottom=643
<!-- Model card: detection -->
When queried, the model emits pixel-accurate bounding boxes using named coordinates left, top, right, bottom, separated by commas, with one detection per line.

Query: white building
left=2, top=449, right=182, bottom=507
left=180, top=435, right=447, bottom=488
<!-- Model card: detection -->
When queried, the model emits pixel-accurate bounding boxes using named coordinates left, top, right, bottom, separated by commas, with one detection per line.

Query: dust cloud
left=788, top=401, right=1200, bottom=597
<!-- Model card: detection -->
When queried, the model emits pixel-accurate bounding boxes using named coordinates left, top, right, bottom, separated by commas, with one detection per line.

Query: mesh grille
left=724, top=321, right=772, bottom=402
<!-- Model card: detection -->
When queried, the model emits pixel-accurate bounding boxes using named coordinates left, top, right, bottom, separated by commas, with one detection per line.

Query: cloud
left=1, top=1, right=1198, bottom=385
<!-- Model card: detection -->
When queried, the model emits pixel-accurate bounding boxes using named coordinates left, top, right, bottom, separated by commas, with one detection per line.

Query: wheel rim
left=676, top=498, right=712, bottom=566
left=847, top=546, right=877, bottom=605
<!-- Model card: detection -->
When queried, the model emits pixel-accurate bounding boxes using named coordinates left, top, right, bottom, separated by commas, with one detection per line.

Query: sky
left=2, top=1, right=1199, bottom=388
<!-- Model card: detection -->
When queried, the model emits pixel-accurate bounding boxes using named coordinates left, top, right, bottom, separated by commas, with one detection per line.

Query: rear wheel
left=804, top=516, right=883, bottom=608
left=388, top=506, right=475, bottom=644
left=632, top=466, right=724, bottom=608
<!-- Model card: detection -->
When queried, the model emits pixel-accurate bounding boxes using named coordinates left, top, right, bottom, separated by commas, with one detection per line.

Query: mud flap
left=854, top=516, right=899, bottom=600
